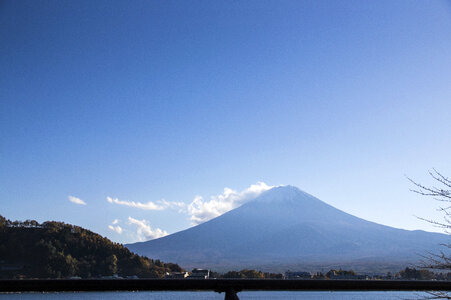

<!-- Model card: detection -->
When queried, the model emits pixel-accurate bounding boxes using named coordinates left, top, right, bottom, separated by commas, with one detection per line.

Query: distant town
left=161, top=267, right=451, bottom=281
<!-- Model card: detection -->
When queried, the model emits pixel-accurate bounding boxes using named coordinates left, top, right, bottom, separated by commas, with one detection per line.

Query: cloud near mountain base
left=106, top=182, right=274, bottom=242
left=187, top=182, right=273, bottom=225
left=128, top=217, right=168, bottom=241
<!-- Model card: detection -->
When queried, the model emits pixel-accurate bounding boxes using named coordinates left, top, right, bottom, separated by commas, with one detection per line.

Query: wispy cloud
left=108, top=225, right=123, bottom=234
left=107, top=197, right=165, bottom=210
left=108, top=219, right=122, bottom=234
left=158, top=199, right=186, bottom=211
left=128, top=217, right=168, bottom=241
left=107, top=196, right=186, bottom=211
left=106, top=182, right=273, bottom=238
left=68, top=195, right=86, bottom=206
left=187, top=182, right=273, bottom=225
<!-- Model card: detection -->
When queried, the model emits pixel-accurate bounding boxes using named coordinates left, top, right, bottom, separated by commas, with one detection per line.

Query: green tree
left=0, top=215, right=7, bottom=227
left=106, top=254, right=118, bottom=275
left=221, top=269, right=266, bottom=279
left=398, top=267, right=434, bottom=280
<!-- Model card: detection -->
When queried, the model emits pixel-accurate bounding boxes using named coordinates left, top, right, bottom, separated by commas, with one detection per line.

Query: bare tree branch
left=407, top=173, right=451, bottom=200
left=408, top=170, right=451, bottom=299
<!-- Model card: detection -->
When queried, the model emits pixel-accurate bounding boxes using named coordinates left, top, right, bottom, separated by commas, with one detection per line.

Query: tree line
left=0, top=215, right=183, bottom=279
left=208, top=267, right=451, bottom=280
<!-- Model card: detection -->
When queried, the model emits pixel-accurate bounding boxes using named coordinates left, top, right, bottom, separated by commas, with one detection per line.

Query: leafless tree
left=408, top=169, right=451, bottom=299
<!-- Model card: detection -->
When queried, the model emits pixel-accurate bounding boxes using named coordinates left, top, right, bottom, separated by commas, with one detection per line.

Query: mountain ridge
left=127, top=186, right=448, bottom=272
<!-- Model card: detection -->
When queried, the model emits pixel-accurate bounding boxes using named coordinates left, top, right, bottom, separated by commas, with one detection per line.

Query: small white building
left=188, top=268, right=210, bottom=279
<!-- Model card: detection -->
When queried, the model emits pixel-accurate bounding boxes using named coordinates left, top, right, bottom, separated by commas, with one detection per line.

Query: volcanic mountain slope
left=127, top=186, right=448, bottom=272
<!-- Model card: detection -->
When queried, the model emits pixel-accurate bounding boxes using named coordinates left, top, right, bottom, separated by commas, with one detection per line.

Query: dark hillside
left=0, top=215, right=182, bottom=279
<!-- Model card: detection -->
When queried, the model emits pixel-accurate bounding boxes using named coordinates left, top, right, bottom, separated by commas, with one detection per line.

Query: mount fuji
left=126, top=186, right=448, bottom=272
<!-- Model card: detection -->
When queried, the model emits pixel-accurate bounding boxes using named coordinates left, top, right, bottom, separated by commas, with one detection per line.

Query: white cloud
left=105, top=182, right=273, bottom=235
left=68, top=195, right=86, bottom=206
left=107, top=196, right=186, bottom=212
left=187, top=182, right=273, bottom=225
left=128, top=216, right=168, bottom=241
left=158, top=199, right=186, bottom=211
left=108, top=225, right=123, bottom=234
left=107, top=196, right=165, bottom=210
left=108, top=219, right=122, bottom=234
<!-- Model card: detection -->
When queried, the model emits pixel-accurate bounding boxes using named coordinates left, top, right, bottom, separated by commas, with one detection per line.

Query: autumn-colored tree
left=0, top=215, right=183, bottom=279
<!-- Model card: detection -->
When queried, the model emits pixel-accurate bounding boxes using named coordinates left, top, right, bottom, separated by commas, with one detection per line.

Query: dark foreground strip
left=1, top=279, right=450, bottom=293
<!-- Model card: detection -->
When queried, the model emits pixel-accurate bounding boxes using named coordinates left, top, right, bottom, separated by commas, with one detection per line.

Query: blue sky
left=1, top=0, right=451, bottom=243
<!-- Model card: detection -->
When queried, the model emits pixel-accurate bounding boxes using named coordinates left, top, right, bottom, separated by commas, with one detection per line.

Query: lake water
left=0, top=291, right=428, bottom=299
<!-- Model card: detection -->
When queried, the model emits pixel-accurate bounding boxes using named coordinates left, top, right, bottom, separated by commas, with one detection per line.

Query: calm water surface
left=0, top=291, right=427, bottom=299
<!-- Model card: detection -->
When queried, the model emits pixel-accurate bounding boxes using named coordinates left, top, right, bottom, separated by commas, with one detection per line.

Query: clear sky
left=1, top=0, right=451, bottom=243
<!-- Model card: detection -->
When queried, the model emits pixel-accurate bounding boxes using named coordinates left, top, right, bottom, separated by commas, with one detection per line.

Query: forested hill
left=0, top=215, right=183, bottom=279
